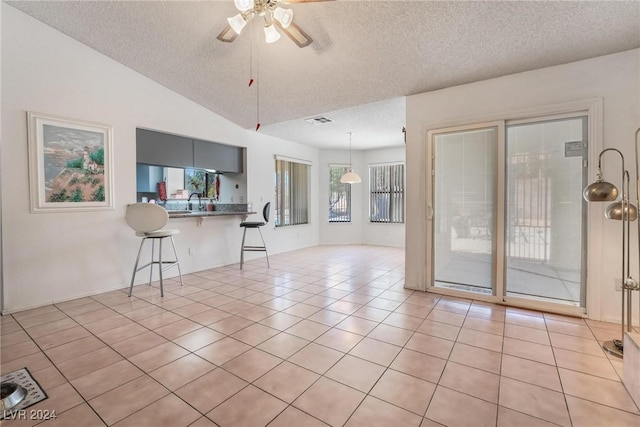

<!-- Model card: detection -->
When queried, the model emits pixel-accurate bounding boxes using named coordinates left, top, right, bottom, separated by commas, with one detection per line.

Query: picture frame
left=27, top=112, right=114, bottom=213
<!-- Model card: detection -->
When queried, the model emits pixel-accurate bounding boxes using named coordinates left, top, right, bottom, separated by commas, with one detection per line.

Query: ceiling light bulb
left=273, top=7, right=293, bottom=28
left=228, top=14, right=247, bottom=34
left=234, top=0, right=254, bottom=12
left=264, top=24, right=281, bottom=43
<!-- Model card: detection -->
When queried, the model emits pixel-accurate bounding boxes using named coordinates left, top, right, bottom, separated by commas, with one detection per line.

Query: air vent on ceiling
left=305, top=116, right=333, bottom=125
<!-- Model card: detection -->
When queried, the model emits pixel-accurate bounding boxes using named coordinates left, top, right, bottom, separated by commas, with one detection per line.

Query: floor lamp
left=583, top=145, right=639, bottom=358
left=632, top=128, right=640, bottom=340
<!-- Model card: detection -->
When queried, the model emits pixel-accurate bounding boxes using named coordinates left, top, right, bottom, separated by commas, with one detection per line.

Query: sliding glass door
left=430, top=115, right=588, bottom=310
left=433, top=126, right=499, bottom=295
left=505, top=117, right=587, bottom=307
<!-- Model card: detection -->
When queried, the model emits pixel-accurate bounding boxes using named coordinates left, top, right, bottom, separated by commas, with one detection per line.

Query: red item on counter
left=157, top=181, right=167, bottom=201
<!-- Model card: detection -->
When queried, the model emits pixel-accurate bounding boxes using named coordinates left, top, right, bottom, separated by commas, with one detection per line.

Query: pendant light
left=341, top=132, right=361, bottom=184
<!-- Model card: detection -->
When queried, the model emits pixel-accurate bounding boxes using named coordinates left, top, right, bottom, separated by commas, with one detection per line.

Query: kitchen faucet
left=187, top=192, right=202, bottom=211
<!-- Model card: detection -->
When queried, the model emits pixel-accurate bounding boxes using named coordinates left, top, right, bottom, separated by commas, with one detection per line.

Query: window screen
left=329, top=164, right=351, bottom=222
left=369, top=163, right=405, bottom=223
left=275, top=158, right=310, bottom=227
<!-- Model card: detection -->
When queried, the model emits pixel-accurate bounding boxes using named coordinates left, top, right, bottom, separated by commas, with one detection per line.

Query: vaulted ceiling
left=7, top=0, right=640, bottom=149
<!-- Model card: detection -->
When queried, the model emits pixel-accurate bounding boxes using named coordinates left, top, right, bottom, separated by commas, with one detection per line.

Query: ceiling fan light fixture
left=228, top=14, right=248, bottom=34
left=273, top=7, right=293, bottom=28
left=218, top=0, right=314, bottom=47
left=234, top=0, right=254, bottom=12
left=264, top=24, right=281, bottom=43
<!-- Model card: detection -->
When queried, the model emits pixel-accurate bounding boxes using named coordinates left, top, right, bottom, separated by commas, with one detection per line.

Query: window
left=369, top=163, right=405, bottom=223
left=328, top=164, right=351, bottom=222
left=184, top=168, right=219, bottom=199
left=275, top=157, right=310, bottom=227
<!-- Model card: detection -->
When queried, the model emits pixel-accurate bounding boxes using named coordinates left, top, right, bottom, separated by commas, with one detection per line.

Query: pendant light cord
left=349, top=132, right=353, bottom=168
left=249, top=21, right=253, bottom=85
left=248, top=21, right=260, bottom=130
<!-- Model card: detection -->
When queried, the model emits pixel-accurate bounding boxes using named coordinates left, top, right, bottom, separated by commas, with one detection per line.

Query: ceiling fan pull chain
left=255, top=29, right=261, bottom=132
left=248, top=20, right=254, bottom=87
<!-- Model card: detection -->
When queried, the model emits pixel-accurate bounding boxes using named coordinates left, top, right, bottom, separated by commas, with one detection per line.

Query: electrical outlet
left=615, top=278, right=623, bottom=291
left=188, top=247, right=195, bottom=256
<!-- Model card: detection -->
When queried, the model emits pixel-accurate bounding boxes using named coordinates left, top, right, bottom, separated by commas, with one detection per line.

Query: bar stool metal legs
left=240, top=226, right=270, bottom=270
left=128, top=236, right=183, bottom=297
left=239, top=202, right=271, bottom=270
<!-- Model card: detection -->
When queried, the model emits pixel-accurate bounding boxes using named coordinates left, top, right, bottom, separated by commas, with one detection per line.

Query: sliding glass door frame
left=426, top=110, right=594, bottom=318
left=502, top=113, right=589, bottom=314
left=426, top=120, right=506, bottom=304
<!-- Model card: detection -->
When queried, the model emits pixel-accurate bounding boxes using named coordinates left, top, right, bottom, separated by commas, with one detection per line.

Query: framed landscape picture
left=27, top=112, right=114, bottom=213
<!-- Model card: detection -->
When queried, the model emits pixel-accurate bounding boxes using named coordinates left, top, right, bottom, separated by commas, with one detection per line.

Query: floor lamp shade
left=583, top=179, right=618, bottom=202
left=606, top=202, right=638, bottom=221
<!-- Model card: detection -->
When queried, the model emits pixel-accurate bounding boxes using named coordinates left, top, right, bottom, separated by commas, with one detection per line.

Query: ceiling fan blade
left=277, top=21, right=313, bottom=48
left=217, top=24, right=238, bottom=43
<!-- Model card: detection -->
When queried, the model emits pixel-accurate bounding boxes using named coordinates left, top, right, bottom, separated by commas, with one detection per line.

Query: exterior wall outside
left=1, top=4, right=320, bottom=312
left=406, top=48, right=640, bottom=324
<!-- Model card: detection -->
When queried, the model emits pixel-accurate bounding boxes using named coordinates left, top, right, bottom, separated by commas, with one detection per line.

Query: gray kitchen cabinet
left=136, top=128, right=243, bottom=173
left=193, top=139, right=243, bottom=173
left=136, top=128, right=193, bottom=168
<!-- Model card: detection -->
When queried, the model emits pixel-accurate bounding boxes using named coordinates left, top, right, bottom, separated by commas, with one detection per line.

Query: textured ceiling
left=7, top=0, right=640, bottom=150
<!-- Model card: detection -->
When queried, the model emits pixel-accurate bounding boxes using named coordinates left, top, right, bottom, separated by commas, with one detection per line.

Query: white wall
left=318, top=146, right=406, bottom=247
left=1, top=4, right=319, bottom=313
left=405, top=49, right=640, bottom=324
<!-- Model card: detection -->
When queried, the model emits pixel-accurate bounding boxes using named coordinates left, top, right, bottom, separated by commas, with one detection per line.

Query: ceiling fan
left=217, top=0, right=331, bottom=48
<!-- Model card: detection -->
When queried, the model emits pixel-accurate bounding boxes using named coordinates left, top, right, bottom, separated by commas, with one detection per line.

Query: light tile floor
left=1, top=245, right=639, bottom=426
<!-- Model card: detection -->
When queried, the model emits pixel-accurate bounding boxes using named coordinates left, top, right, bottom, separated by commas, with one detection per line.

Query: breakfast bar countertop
left=168, top=210, right=256, bottom=219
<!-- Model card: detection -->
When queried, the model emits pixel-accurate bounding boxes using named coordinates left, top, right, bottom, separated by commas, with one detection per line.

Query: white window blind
left=275, top=158, right=310, bottom=227
left=369, top=163, right=405, bottom=223
left=328, top=164, right=351, bottom=223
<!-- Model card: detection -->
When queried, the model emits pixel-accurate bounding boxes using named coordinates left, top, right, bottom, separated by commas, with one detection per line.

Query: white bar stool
left=239, top=202, right=270, bottom=269
left=126, top=203, right=183, bottom=297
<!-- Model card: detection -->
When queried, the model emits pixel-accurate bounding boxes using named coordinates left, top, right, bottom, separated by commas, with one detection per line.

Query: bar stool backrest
left=126, top=203, right=168, bottom=233
left=263, top=202, right=271, bottom=223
